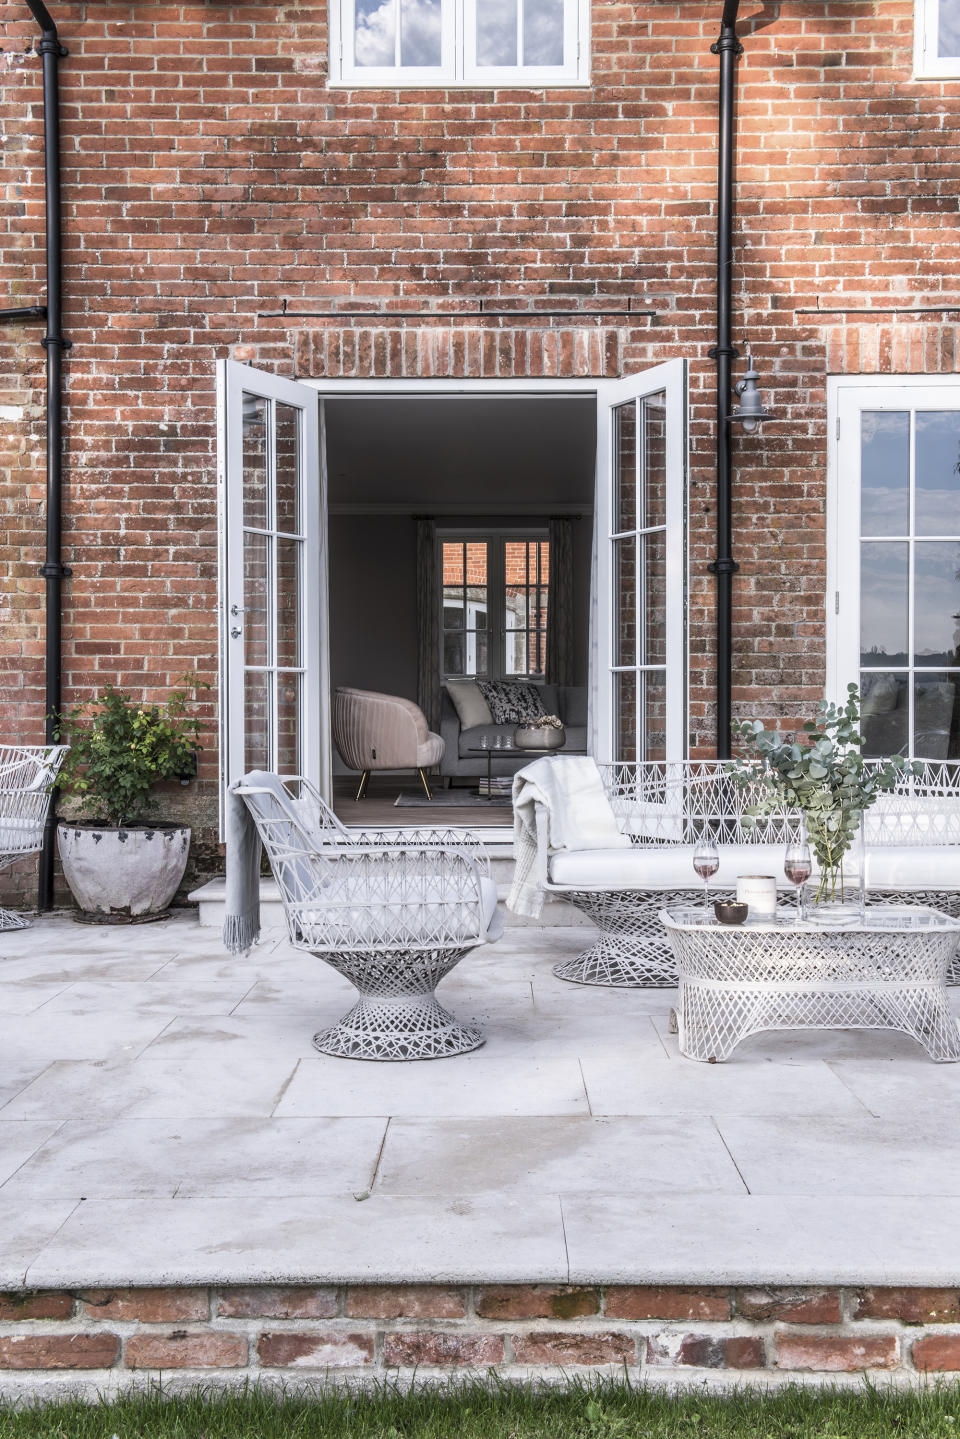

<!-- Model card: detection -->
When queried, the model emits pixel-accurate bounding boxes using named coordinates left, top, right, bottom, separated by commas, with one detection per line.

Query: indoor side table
left=660, top=905, right=960, bottom=1064
left=467, top=744, right=586, bottom=800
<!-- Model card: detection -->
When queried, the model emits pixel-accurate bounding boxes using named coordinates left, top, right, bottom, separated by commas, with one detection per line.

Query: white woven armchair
left=0, top=745, right=69, bottom=931
left=233, top=773, right=503, bottom=1060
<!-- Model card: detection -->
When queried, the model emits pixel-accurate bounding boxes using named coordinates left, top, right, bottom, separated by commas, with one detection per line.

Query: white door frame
left=827, top=373, right=960, bottom=713
left=217, top=360, right=328, bottom=829
left=305, top=370, right=689, bottom=767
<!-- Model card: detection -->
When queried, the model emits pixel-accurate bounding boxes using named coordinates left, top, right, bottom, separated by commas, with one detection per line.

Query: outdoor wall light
left=728, top=355, right=773, bottom=432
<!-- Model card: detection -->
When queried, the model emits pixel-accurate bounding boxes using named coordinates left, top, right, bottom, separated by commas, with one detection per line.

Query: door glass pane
left=860, top=671, right=908, bottom=758
left=861, top=411, right=909, bottom=537
left=401, top=0, right=442, bottom=64
left=915, top=672, right=960, bottom=759
left=355, top=0, right=396, bottom=65
left=276, top=538, right=301, bottom=669
left=277, top=675, right=301, bottom=775
left=860, top=541, right=907, bottom=666
left=477, top=0, right=518, bottom=64
left=523, top=0, right=563, bottom=65
left=243, top=531, right=270, bottom=670
left=940, top=0, right=960, bottom=55
left=615, top=670, right=637, bottom=762
left=641, top=670, right=667, bottom=762
left=641, top=392, right=667, bottom=530
left=614, top=401, right=637, bottom=534
left=443, top=632, right=465, bottom=674
left=275, top=403, right=300, bottom=535
left=244, top=676, right=270, bottom=773
left=914, top=541, right=960, bottom=666
left=915, top=411, right=960, bottom=535
left=614, top=536, right=637, bottom=666
left=643, top=530, right=666, bottom=665
left=443, top=541, right=464, bottom=586
left=242, top=395, right=268, bottom=531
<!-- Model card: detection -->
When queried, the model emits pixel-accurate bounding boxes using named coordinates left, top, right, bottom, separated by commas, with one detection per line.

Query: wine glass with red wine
left=693, top=835, right=719, bottom=919
left=784, top=839, right=812, bottom=921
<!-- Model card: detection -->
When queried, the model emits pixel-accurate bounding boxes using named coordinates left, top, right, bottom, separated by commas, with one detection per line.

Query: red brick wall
left=3, top=1284, right=960, bottom=1392
left=1, top=1, right=958, bottom=876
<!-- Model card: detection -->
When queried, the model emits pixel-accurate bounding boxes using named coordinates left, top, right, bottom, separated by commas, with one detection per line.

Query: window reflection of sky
left=861, top=541, right=907, bottom=663
left=355, top=0, right=442, bottom=66
left=477, top=0, right=517, bottom=66
left=524, top=0, right=563, bottom=65
left=914, top=542, right=960, bottom=661
left=916, top=411, right=960, bottom=534
left=939, top=0, right=960, bottom=55
left=861, top=412, right=908, bottom=536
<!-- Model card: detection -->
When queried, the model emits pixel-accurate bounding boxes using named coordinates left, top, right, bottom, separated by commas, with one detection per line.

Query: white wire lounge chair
left=233, top=773, right=503, bottom=1060
left=0, top=745, right=69, bottom=931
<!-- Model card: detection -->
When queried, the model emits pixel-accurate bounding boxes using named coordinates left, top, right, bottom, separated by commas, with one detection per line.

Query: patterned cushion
left=476, top=681, right=546, bottom=725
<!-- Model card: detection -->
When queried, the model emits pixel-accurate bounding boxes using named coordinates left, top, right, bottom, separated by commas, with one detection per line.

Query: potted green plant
left=731, top=684, right=918, bottom=909
left=55, top=681, right=205, bottom=922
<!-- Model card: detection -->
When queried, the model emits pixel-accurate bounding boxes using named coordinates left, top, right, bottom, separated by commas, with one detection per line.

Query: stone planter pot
left=514, top=725, right=566, bottom=751
left=57, top=822, right=191, bottom=922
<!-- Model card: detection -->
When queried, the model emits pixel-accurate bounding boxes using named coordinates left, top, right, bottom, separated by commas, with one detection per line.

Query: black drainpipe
left=27, top=1, right=70, bottom=909
left=708, top=0, right=742, bottom=761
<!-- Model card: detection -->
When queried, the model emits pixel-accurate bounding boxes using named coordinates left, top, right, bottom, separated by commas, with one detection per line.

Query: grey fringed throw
left=223, top=783, right=261, bottom=955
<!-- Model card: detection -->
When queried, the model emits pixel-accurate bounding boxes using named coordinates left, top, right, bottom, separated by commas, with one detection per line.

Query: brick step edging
left=3, top=1283, right=960, bottom=1389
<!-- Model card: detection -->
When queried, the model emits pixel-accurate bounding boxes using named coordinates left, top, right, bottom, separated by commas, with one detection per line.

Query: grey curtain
left=416, top=518, right=441, bottom=730
left=546, top=517, right=575, bottom=687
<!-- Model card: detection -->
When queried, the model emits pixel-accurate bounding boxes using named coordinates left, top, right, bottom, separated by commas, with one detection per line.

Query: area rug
left=394, top=789, right=512, bottom=808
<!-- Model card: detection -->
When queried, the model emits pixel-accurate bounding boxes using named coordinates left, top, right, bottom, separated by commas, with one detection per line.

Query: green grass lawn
left=2, top=1381, right=960, bottom=1439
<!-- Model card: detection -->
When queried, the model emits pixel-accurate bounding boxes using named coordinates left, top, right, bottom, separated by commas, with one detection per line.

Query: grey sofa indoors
left=439, top=684, right=588, bottom=784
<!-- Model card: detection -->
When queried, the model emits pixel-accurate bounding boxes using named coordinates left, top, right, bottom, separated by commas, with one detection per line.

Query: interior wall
left=329, top=516, right=419, bottom=702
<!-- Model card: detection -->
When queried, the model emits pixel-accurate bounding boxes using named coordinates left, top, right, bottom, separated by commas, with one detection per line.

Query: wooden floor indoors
left=332, top=773, right=512, bottom=828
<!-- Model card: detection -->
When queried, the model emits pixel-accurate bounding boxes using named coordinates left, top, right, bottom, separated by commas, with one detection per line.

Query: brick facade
left=1, top=1, right=958, bottom=892
left=3, top=1284, right=960, bottom=1393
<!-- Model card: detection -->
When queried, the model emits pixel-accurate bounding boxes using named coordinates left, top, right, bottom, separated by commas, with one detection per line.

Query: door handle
left=230, top=626, right=243, bottom=639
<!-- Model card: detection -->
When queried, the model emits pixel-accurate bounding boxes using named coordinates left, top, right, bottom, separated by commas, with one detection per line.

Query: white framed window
left=439, top=530, right=550, bottom=682
left=329, top=0, right=589, bottom=86
left=828, top=376, right=960, bottom=762
left=914, top=0, right=960, bottom=77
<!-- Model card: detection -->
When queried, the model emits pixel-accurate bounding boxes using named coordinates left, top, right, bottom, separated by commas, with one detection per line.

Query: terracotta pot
left=57, top=822, right=191, bottom=921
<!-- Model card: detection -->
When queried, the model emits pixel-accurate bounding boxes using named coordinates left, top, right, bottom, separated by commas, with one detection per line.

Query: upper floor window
left=329, top=0, right=589, bottom=86
left=915, top=0, right=960, bottom=77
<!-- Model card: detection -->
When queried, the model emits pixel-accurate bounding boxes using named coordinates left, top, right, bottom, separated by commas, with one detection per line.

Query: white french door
left=217, top=360, right=330, bottom=823
left=828, top=376, right=960, bottom=760
left=594, top=358, right=687, bottom=764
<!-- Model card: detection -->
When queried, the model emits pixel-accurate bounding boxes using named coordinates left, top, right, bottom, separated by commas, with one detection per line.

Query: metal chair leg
left=355, top=771, right=370, bottom=801
left=418, top=768, right=433, bottom=800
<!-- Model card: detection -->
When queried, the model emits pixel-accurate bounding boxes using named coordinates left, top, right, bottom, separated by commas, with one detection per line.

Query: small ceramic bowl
left=714, top=900, right=748, bottom=926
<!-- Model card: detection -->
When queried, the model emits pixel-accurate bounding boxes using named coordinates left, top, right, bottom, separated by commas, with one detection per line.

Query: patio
left=3, top=908, right=960, bottom=1393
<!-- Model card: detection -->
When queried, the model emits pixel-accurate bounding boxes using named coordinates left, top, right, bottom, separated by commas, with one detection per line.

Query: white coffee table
left=660, top=905, right=960, bottom=1064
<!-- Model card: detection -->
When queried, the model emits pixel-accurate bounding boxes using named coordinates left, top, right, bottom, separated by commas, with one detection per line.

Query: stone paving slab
left=2, top=911, right=960, bottom=1287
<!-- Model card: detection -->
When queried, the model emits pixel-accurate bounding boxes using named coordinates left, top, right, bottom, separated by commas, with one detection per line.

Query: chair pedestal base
left=0, top=907, right=30, bottom=932
left=314, top=994, right=483, bottom=1061
left=551, top=888, right=704, bottom=989
left=312, top=945, right=484, bottom=1060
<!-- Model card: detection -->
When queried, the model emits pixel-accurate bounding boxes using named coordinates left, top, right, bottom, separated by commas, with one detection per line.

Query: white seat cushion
left=548, top=844, right=790, bottom=890
left=866, top=847, right=960, bottom=890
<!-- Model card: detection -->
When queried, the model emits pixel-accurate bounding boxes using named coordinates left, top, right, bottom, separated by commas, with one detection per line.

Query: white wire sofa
left=0, top=745, right=69, bottom=931
left=233, top=774, right=503, bottom=1060
left=533, top=759, right=960, bottom=988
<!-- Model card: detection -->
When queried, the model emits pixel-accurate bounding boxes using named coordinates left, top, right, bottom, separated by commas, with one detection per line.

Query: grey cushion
left=445, top=679, right=493, bottom=729
left=559, top=686, right=588, bottom=726
left=477, top=680, right=546, bottom=725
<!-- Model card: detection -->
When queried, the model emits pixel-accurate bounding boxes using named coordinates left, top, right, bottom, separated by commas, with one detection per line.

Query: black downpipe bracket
left=708, top=0, right=742, bottom=761
left=26, top=0, right=70, bottom=910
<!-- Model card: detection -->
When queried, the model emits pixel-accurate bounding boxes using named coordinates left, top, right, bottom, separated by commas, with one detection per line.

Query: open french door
left=216, top=360, right=330, bottom=827
left=594, top=358, right=687, bottom=764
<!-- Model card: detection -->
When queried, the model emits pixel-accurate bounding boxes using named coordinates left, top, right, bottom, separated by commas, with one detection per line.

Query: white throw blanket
left=508, top=756, right=630, bottom=918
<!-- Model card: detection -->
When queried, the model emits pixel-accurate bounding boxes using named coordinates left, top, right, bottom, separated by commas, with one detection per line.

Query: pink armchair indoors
left=332, top=688, right=444, bottom=800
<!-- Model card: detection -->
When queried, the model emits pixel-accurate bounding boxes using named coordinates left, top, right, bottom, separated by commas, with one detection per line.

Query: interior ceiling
left=325, top=396, right=596, bottom=509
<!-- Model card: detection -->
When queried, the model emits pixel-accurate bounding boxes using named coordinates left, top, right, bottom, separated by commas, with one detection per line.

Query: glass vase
left=801, top=812, right=866, bottom=925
